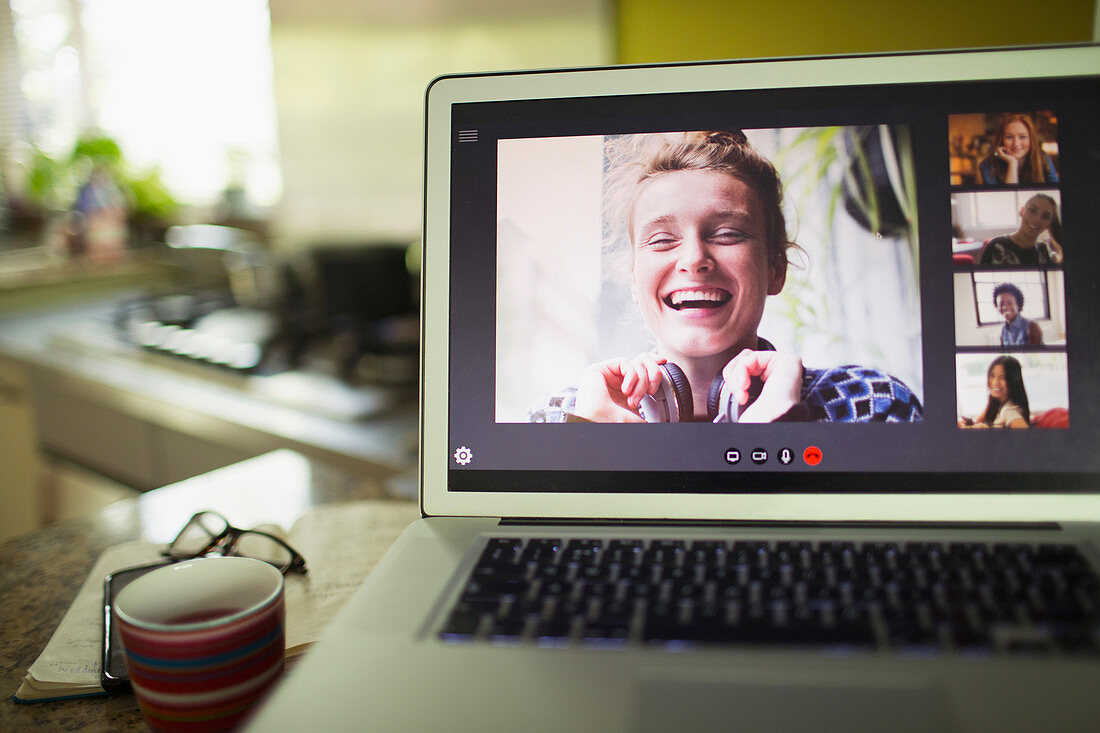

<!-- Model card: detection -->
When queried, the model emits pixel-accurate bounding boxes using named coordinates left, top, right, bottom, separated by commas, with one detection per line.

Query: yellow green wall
left=616, top=0, right=1095, bottom=64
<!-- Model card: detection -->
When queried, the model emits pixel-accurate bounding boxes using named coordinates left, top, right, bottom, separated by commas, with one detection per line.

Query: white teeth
left=670, top=289, right=724, bottom=305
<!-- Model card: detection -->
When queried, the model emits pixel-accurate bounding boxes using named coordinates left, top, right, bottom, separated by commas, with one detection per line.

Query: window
left=5, top=0, right=281, bottom=208
left=972, top=270, right=1049, bottom=326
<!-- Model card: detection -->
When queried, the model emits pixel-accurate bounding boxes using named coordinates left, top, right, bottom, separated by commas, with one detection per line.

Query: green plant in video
left=768, top=125, right=921, bottom=381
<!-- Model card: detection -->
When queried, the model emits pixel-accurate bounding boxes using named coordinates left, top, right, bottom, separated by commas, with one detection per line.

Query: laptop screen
left=432, top=47, right=1100, bottom=498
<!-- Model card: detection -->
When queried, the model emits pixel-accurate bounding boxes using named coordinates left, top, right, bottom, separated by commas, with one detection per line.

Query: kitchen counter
left=0, top=291, right=418, bottom=489
left=0, top=247, right=176, bottom=314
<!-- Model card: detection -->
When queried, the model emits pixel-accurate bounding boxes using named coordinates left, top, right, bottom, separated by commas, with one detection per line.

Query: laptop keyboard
left=439, top=537, right=1100, bottom=654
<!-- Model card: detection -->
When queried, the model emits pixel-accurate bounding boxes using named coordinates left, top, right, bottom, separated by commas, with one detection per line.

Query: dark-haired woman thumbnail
left=958, top=355, right=1029, bottom=429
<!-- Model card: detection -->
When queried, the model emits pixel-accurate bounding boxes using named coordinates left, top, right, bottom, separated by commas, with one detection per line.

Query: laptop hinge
left=497, top=518, right=1061, bottom=531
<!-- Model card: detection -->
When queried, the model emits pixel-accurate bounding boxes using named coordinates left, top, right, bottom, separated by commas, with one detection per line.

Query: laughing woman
left=528, top=131, right=923, bottom=424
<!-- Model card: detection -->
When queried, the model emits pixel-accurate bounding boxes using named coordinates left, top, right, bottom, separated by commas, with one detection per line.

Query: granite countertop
left=0, top=450, right=416, bottom=732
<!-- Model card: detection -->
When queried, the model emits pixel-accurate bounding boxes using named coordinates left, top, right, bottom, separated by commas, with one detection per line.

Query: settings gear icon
left=453, top=446, right=473, bottom=466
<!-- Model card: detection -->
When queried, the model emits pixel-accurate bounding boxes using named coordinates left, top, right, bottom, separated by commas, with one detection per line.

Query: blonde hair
left=602, top=131, right=793, bottom=278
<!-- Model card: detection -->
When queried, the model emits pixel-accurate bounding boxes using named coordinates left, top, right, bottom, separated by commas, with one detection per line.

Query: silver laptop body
left=249, top=45, right=1100, bottom=732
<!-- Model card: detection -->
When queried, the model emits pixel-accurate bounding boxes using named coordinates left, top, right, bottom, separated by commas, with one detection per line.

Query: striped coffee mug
left=114, top=556, right=286, bottom=732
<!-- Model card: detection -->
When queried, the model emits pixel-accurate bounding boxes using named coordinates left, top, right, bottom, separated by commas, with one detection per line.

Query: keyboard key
left=563, top=540, right=603, bottom=564
left=482, top=538, right=523, bottom=565
left=520, top=539, right=563, bottom=563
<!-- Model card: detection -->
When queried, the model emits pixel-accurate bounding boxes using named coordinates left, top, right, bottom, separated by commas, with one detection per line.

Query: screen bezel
left=421, top=44, right=1100, bottom=522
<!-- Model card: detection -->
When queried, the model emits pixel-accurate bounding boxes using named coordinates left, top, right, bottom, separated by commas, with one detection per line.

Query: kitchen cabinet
left=32, top=373, right=274, bottom=491
left=0, top=356, right=40, bottom=539
left=38, top=454, right=137, bottom=524
left=34, top=384, right=160, bottom=488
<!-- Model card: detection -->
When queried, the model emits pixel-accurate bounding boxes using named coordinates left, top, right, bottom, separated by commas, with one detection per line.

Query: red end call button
left=803, top=446, right=823, bottom=466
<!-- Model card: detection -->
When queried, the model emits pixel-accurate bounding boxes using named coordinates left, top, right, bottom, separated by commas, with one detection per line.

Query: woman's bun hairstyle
left=628, top=130, right=791, bottom=270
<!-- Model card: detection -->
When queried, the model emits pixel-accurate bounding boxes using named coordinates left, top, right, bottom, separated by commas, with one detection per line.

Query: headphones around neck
left=638, top=363, right=741, bottom=423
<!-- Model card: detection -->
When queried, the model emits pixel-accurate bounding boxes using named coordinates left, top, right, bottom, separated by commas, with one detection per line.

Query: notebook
left=247, top=45, right=1100, bottom=732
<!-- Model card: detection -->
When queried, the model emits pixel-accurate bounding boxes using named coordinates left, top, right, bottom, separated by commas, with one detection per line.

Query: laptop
left=248, top=45, right=1100, bottom=732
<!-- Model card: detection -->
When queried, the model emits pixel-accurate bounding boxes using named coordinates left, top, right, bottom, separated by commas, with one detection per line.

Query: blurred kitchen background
left=0, top=0, right=1095, bottom=539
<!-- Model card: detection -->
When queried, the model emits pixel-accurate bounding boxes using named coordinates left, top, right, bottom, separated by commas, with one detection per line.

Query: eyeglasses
left=162, top=511, right=308, bottom=575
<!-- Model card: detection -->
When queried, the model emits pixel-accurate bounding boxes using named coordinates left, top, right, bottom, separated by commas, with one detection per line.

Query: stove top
left=109, top=290, right=418, bottom=385
left=47, top=293, right=416, bottom=423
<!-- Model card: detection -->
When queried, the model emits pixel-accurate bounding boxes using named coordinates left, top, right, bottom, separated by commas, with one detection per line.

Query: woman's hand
left=958, top=417, right=988, bottom=429
left=995, top=146, right=1021, bottom=184
left=720, top=350, right=803, bottom=423
left=1045, top=237, right=1064, bottom=263
left=573, top=354, right=665, bottom=422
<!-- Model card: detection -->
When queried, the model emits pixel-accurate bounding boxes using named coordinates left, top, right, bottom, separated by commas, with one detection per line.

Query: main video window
left=496, top=128, right=923, bottom=425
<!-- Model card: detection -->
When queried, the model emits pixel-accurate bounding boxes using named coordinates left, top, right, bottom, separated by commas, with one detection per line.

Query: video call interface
left=445, top=75, right=1100, bottom=493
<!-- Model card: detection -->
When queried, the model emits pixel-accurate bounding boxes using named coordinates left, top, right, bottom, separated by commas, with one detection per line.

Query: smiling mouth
left=664, top=288, right=732, bottom=311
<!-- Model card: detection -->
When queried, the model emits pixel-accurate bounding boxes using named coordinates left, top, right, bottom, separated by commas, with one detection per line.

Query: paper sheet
left=282, top=501, right=421, bottom=652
